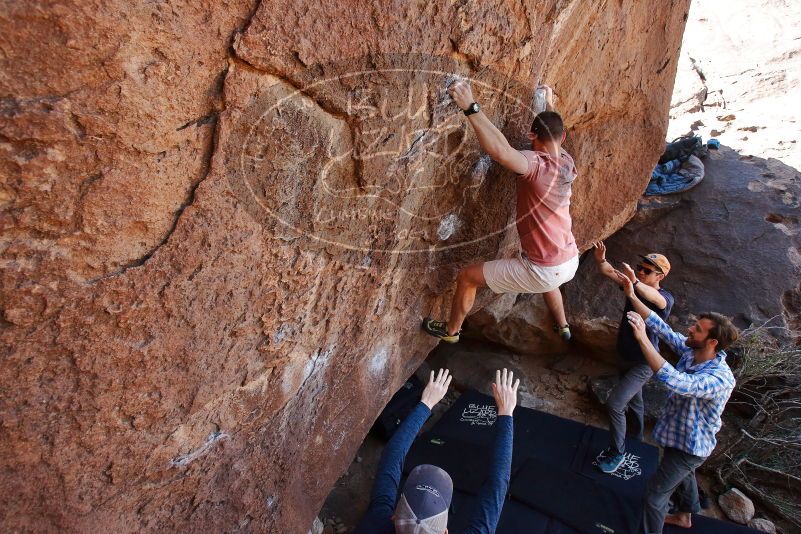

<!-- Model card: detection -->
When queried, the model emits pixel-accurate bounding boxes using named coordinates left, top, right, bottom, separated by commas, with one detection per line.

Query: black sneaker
left=422, top=318, right=460, bottom=343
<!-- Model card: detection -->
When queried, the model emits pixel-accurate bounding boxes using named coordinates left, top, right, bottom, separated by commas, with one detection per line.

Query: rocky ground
left=668, top=0, right=801, bottom=168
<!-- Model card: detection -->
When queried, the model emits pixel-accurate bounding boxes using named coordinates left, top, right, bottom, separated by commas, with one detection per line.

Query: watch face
left=471, top=103, right=480, bottom=113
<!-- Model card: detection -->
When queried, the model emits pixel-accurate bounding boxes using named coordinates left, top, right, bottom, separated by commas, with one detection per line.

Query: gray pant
left=607, top=363, right=653, bottom=455
left=642, top=447, right=706, bottom=534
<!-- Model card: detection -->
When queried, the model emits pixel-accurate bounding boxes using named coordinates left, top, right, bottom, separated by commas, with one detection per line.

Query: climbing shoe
left=598, top=452, right=626, bottom=474
left=554, top=324, right=572, bottom=342
left=422, top=318, right=460, bottom=343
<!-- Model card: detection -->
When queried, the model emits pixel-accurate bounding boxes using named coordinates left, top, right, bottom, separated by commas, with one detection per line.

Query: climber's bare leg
left=542, top=287, right=568, bottom=328
left=447, top=263, right=487, bottom=335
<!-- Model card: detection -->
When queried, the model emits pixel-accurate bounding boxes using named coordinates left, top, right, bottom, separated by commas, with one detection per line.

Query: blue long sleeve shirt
left=354, top=402, right=514, bottom=534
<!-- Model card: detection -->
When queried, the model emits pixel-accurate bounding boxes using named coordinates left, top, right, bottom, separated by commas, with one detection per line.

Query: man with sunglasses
left=592, top=242, right=675, bottom=474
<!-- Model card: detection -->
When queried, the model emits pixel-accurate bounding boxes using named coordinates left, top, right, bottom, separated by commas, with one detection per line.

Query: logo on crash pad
left=460, top=403, right=497, bottom=426
left=592, top=451, right=643, bottom=481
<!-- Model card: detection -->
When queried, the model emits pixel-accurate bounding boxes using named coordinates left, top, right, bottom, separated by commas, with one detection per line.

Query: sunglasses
left=636, top=264, right=660, bottom=275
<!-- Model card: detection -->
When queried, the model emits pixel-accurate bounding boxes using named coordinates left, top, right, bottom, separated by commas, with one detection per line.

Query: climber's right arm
left=449, top=81, right=529, bottom=175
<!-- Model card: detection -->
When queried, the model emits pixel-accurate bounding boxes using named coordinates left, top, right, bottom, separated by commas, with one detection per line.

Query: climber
left=353, top=368, right=519, bottom=534
left=591, top=243, right=675, bottom=475
left=619, top=275, right=737, bottom=534
left=422, top=82, right=579, bottom=344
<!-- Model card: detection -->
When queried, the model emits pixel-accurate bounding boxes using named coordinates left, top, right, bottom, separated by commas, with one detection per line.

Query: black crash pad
left=404, top=390, right=757, bottom=534
left=510, top=457, right=640, bottom=534
left=429, top=389, right=587, bottom=472
left=446, top=490, right=580, bottom=534
left=574, top=425, right=660, bottom=500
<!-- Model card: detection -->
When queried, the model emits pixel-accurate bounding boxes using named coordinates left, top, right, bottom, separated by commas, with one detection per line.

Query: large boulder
left=0, top=1, right=690, bottom=531
left=567, top=146, right=801, bottom=353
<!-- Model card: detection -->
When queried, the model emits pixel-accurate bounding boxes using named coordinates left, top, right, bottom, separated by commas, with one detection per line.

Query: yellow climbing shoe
left=422, top=318, right=460, bottom=343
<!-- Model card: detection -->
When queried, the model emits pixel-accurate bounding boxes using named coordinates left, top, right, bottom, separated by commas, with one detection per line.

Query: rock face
left=567, top=147, right=801, bottom=353
left=0, top=2, right=690, bottom=532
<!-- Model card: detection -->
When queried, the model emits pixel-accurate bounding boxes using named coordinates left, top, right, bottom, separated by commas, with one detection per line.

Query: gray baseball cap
left=394, top=464, right=453, bottom=534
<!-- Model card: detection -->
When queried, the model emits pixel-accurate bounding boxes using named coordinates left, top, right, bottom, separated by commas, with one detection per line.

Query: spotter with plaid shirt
left=618, top=273, right=738, bottom=534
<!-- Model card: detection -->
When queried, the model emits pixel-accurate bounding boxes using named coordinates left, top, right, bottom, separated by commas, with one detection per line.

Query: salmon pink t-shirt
left=515, top=149, right=578, bottom=266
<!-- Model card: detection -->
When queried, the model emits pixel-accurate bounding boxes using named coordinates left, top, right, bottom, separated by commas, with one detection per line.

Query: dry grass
left=707, top=321, right=801, bottom=528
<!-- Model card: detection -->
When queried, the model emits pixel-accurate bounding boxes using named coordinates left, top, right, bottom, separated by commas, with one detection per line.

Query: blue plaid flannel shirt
left=645, top=311, right=736, bottom=457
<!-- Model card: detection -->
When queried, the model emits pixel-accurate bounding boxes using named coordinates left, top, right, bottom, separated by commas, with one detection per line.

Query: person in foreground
left=619, top=274, right=738, bottom=533
left=422, top=82, right=579, bottom=344
left=354, top=368, right=520, bottom=534
left=592, top=244, right=675, bottom=474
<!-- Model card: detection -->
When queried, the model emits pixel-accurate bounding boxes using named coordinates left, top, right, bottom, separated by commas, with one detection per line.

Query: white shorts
left=483, top=253, right=579, bottom=294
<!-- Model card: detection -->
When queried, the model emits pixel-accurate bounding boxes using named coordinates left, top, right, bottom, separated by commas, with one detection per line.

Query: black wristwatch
left=463, top=102, right=480, bottom=116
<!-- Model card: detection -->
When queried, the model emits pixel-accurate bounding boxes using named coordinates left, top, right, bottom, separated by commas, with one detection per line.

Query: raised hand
left=620, top=262, right=637, bottom=283
left=448, top=80, right=476, bottom=112
left=593, top=241, right=607, bottom=264
left=421, top=368, right=452, bottom=409
left=491, top=368, right=520, bottom=417
left=616, top=269, right=635, bottom=297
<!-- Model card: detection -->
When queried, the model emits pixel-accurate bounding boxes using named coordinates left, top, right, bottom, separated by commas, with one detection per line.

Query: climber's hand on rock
left=626, top=311, right=647, bottom=340
left=448, top=80, right=475, bottom=111
left=537, top=84, right=554, bottom=107
left=492, top=368, right=520, bottom=417
left=421, top=368, right=452, bottom=409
